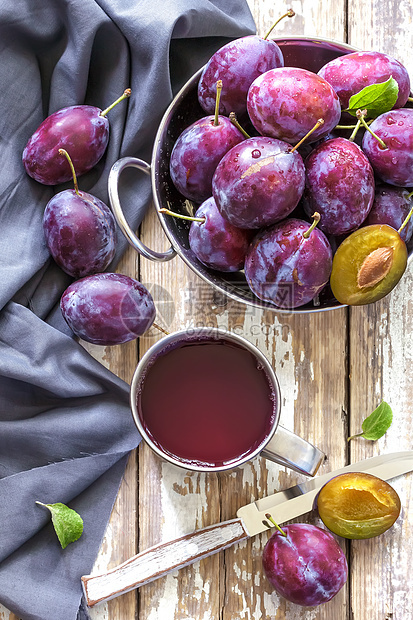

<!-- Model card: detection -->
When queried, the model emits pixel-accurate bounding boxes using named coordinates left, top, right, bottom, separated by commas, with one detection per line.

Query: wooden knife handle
left=82, top=517, right=249, bottom=607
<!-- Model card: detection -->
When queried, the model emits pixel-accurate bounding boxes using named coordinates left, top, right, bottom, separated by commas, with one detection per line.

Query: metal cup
left=130, top=328, right=324, bottom=476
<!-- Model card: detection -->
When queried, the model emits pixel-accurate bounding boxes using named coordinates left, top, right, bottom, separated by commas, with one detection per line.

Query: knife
left=81, top=450, right=413, bottom=607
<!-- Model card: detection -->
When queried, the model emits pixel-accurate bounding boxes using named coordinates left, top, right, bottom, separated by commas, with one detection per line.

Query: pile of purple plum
left=23, top=89, right=156, bottom=345
left=167, top=32, right=413, bottom=309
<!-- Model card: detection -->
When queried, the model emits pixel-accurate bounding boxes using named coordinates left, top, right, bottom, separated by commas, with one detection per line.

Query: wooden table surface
left=2, top=1, right=412, bottom=619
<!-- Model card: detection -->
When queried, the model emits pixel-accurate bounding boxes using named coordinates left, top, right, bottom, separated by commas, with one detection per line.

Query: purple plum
left=43, top=188, right=117, bottom=278
left=262, top=523, right=348, bottom=606
left=197, top=35, right=284, bottom=117
left=212, top=136, right=305, bottom=229
left=60, top=273, right=155, bottom=345
left=247, top=68, right=341, bottom=144
left=361, top=109, right=413, bottom=187
left=364, top=184, right=413, bottom=243
left=318, top=51, right=411, bottom=109
left=188, top=197, right=252, bottom=272
left=23, top=89, right=130, bottom=185
left=169, top=115, right=244, bottom=203
left=244, top=217, right=333, bottom=308
left=303, top=137, right=375, bottom=235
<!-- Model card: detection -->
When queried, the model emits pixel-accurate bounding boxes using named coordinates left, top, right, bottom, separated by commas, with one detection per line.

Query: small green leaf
left=36, top=501, right=83, bottom=549
left=345, top=78, right=399, bottom=118
left=348, top=400, right=393, bottom=441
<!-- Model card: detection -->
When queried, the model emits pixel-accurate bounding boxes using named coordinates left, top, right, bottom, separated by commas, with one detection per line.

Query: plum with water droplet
left=303, top=137, right=375, bottom=235
left=317, top=51, right=410, bottom=110
left=60, top=273, right=156, bottom=345
left=247, top=67, right=341, bottom=144
left=169, top=113, right=244, bottom=203
left=212, top=136, right=305, bottom=229
left=188, top=197, right=252, bottom=272
left=23, top=89, right=131, bottom=185
left=364, top=184, right=413, bottom=243
left=262, top=523, right=348, bottom=606
left=244, top=215, right=333, bottom=308
left=361, top=109, right=413, bottom=187
left=197, top=36, right=284, bottom=117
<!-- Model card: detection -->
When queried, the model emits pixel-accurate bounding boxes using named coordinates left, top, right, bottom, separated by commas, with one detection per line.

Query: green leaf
left=348, top=400, right=393, bottom=441
left=345, top=78, right=399, bottom=118
left=36, top=501, right=83, bottom=549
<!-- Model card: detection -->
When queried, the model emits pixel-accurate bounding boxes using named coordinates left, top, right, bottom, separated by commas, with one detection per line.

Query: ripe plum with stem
left=197, top=10, right=295, bottom=116
left=361, top=108, right=413, bottom=187
left=43, top=149, right=117, bottom=278
left=364, top=184, right=413, bottom=243
left=169, top=81, right=245, bottom=202
left=23, top=89, right=131, bottom=185
left=212, top=134, right=306, bottom=229
left=160, top=197, right=252, bottom=272
left=262, top=517, right=348, bottom=607
left=247, top=67, right=341, bottom=144
left=303, top=136, right=375, bottom=235
left=244, top=213, right=333, bottom=308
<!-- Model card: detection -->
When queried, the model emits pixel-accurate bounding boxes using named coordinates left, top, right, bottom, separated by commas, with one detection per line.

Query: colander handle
left=108, top=156, right=176, bottom=262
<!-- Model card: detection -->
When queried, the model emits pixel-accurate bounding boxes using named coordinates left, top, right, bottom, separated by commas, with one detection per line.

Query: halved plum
left=316, top=472, right=401, bottom=539
left=330, top=224, right=408, bottom=305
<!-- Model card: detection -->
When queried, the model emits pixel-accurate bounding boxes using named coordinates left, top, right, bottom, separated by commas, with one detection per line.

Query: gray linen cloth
left=0, top=1, right=255, bottom=618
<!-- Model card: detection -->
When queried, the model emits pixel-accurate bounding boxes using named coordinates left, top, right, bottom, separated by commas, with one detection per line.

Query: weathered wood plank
left=138, top=204, right=223, bottom=620
left=348, top=1, right=413, bottom=619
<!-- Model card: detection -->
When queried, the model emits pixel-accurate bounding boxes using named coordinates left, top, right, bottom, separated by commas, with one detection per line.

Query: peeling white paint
left=88, top=524, right=113, bottom=620
left=146, top=462, right=214, bottom=619
left=146, top=575, right=179, bottom=620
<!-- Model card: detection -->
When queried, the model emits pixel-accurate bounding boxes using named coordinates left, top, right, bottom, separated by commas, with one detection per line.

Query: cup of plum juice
left=131, top=328, right=324, bottom=476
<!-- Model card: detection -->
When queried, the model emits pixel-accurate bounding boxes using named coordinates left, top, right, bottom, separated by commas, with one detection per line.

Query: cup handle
left=260, top=425, right=325, bottom=476
left=108, top=156, right=176, bottom=262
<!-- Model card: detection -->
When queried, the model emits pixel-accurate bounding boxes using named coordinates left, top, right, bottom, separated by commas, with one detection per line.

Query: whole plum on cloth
left=0, top=1, right=255, bottom=619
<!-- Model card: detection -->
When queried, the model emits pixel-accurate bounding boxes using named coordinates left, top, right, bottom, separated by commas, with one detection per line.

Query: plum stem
left=159, top=208, right=205, bottom=223
left=398, top=203, right=413, bottom=235
left=408, top=96, right=413, bottom=103
left=348, top=118, right=362, bottom=142
left=336, top=119, right=374, bottom=130
left=303, top=212, right=321, bottom=239
left=265, top=513, right=287, bottom=536
left=289, top=119, right=324, bottom=154
left=263, top=8, right=295, bottom=40
left=58, top=149, right=80, bottom=196
left=214, top=80, right=223, bottom=126
left=356, top=109, right=387, bottom=149
left=100, top=88, right=131, bottom=117
left=229, top=112, right=250, bottom=138
left=153, top=322, right=170, bottom=336
left=348, top=432, right=364, bottom=441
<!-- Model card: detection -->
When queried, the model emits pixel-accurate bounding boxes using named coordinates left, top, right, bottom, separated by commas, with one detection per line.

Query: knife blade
left=82, top=451, right=413, bottom=608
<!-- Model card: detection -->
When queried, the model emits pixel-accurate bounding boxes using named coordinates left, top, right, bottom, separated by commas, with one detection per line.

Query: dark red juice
left=137, top=338, right=277, bottom=467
